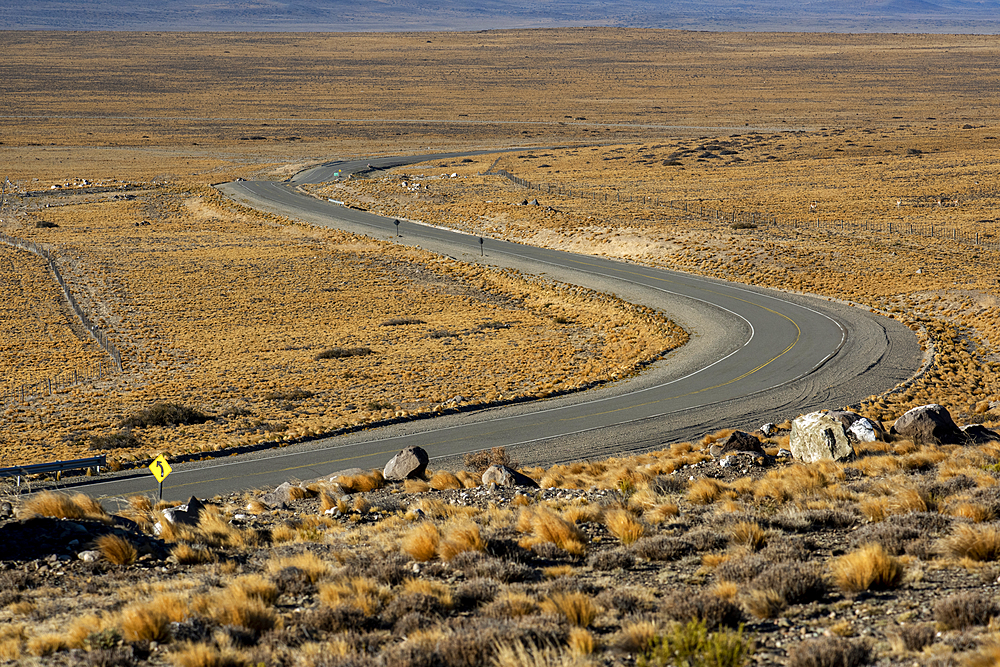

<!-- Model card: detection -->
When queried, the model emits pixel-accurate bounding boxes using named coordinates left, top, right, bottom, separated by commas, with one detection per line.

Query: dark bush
left=345, top=551, right=410, bottom=585
left=88, top=429, right=142, bottom=451
left=895, top=623, right=936, bottom=652
left=771, top=508, right=859, bottom=532
left=35, top=220, right=59, bottom=228
left=428, top=329, right=456, bottom=339
left=453, top=549, right=535, bottom=583
left=714, top=554, right=769, bottom=583
left=381, top=317, right=426, bottom=326
left=685, top=527, right=730, bottom=552
left=463, top=446, right=519, bottom=473
left=382, top=592, right=449, bottom=625
left=760, top=536, right=813, bottom=562
left=751, top=562, right=828, bottom=605
left=305, top=605, right=380, bottom=633
left=453, top=578, right=498, bottom=611
left=262, top=388, right=313, bottom=401
left=316, top=346, right=372, bottom=360
left=273, top=566, right=316, bottom=596
left=850, top=523, right=922, bottom=555
left=787, top=637, right=873, bottom=667
left=120, top=402, right=211, bottom=428
left=597, top=589, right=656, bottom=615
left=588, top=547, right=637, bottom=570
left=630, top=535, right=694, bottom=562
left=662, top=592, right=743, bottom=630
left=934, top=593, right=1000, bottom=630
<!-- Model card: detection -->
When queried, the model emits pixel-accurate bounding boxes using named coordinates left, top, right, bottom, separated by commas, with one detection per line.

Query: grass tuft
left=939, top=523, right=1000, bottom=561
left=831, top=543, right=903, bottom=593
left=94, top=534, right=137, bottom=566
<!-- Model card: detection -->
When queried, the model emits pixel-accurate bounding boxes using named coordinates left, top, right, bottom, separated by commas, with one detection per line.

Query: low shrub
left=463, top=446, right=519, bottom=473
left=262, top=388, right=313, bottom=401
left=315, top=347, right=372, bottom=360
left=934, top=593, right=1000, bottom=630
left=381, top=317, right=425, bottom=326
left=120, top=402, right=211, bottom=428
left=662, top=592, right=744, bottom=630
left=893, top=623, right=936, bottom=652
left=88, top=429, right=142, bottom=450
left=787, top=637, right=873, bottom=667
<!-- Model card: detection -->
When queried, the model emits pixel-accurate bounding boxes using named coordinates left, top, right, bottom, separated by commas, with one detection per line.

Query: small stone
left=78, top=550, right=101, bottom=563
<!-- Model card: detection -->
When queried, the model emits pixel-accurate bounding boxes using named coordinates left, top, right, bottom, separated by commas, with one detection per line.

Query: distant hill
left=2, top=0, right=999, bottom=32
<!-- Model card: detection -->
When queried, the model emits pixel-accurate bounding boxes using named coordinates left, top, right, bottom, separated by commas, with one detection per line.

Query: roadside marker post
left=149, top=454, right=172, bottom=501
left=394, top=219, right=400, bottom=237
left=479, top=237, right=484, bottom=256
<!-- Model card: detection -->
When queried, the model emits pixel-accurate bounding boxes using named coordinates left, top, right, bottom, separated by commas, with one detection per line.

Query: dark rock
left=712, top=430, right=765, bottom=457
left=962, top=424, right=1000, bottom=444
left=891, top=404, right=965, bottom=445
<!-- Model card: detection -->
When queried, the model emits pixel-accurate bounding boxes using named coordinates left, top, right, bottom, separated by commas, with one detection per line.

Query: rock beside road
left=891, top=404, right=965, bottom=445
left=790, top=411, right=855, bottom=463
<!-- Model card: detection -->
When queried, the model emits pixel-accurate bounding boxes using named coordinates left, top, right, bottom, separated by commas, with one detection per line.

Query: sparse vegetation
left=315, top=346, right=373, bottom=360
left=120, top=402, right=212, bottom=428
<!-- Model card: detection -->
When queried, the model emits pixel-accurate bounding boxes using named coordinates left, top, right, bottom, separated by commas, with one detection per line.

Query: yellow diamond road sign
left=149, top=455, right=172, bottom=483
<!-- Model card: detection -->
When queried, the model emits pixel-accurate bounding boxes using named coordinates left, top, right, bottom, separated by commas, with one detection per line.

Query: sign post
left=149, top=454, right=172, bottom=501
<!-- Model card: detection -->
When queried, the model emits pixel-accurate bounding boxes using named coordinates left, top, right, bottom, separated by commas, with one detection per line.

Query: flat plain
left=2, top=28, right=1000, bottom=667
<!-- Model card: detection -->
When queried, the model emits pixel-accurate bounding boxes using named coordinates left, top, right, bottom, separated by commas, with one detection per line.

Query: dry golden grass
left=26, top=634, right=69, bottom=658
left=603, top=508, right=646, bottom=545
left=403, top=478, right=432, bottom=493
left=265, top=552, right=331, bottom=583
left=21, top=492, right=108, bottom=521
left=402, top=521, right=441, bottom=562
left=568, top=627, right=596, bottom=656
left=939, top=524, right=1000, bottom=561
left=0, top=625, right=26, bottom=662
left=730, top=521, right=768, bottom=551
left=402, top=578, right=454, bottom=609
left=832, top=544, right=904, bottom=593
left=94, top=534, right=137, bottom=566
left=743, top=588, right=787, bottom=620
left=437, top=519, right=486, bottom=560
left=117, top=595, right=187, bottom=642
left=170, top=642, right=245, bottom=667
left=318, top=576, right=387, bottom=614
left=687, top=478, right=727, bottom=505
left=228, top=574, right=280, bottom=606
left=613, top=617, right=659, bottom=654
left=171, top=543, right=214, bottom=565
left=488, top=590, right=540, bottom=619
left=429, top=471, right=464, bottom=490
left=517, top=505, right=588, bottom=557
left=541, top=592, right=599, bottom=627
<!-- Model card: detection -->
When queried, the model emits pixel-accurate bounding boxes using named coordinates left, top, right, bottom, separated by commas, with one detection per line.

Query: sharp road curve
left=85, top=151, right=921, bottom=503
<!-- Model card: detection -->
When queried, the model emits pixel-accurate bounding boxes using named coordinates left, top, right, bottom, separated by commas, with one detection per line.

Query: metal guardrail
left=0, top=455, right=107, bottom=488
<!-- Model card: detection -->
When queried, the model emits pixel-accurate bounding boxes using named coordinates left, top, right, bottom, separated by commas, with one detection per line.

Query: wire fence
left=484, top=167, right=1000, bottom=250
left=0, top=231, right=124, bottom=407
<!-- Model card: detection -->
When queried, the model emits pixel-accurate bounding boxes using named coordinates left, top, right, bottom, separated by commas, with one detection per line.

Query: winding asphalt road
left=83, top=151, right=921, bottom=503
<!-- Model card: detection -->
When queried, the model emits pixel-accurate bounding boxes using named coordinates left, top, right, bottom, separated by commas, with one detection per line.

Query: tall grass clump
left=831, top=544, right=903, bottom=593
